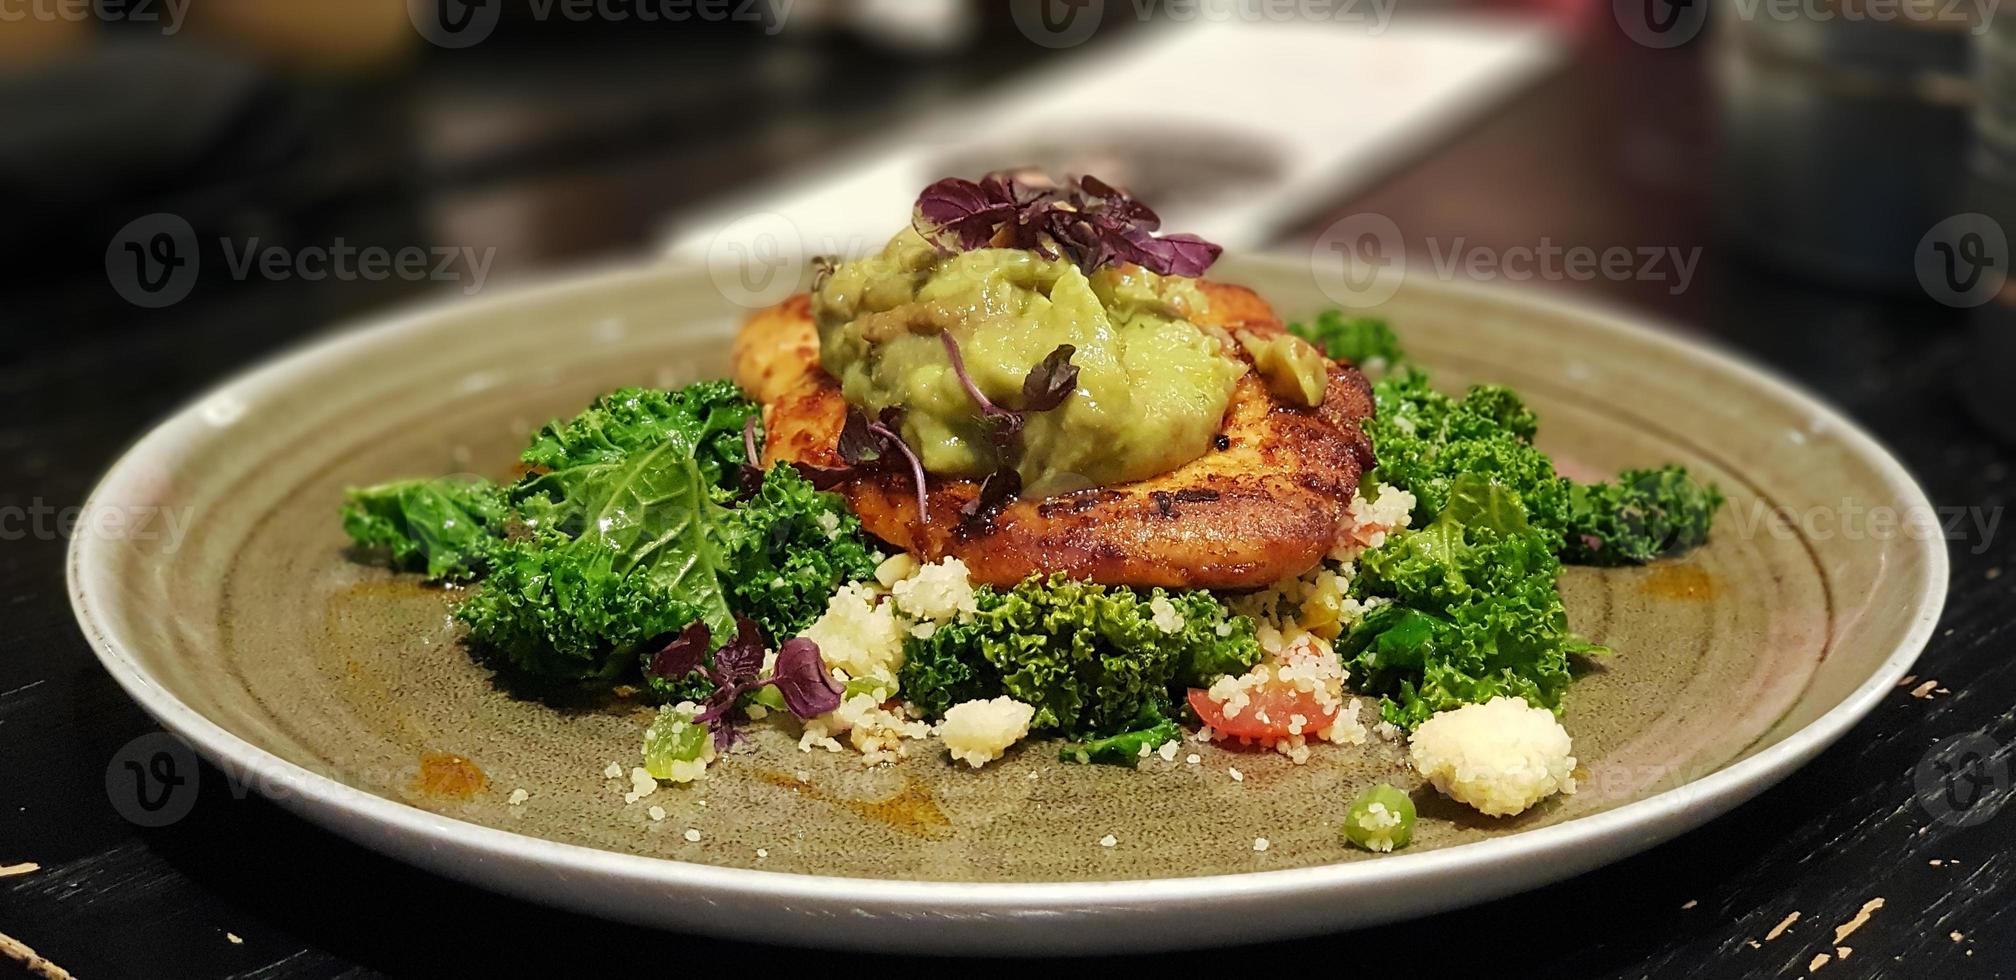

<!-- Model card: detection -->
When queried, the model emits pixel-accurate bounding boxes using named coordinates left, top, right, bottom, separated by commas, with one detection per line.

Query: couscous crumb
left=683, top=828, right=702, bottom=843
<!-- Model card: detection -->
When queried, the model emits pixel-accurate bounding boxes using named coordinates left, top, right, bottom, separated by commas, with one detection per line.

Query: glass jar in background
left=1713, top=0, right=1978, bottom=288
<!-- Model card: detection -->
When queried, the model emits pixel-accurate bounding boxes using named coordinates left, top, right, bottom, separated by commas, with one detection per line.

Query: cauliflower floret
left=1408, top=697, right=1577, bottom=816
left=890, top=557, right=978, bottom=623
left=938, top=696, right=1036, bottom=768
left=800, top=582, right=907, bottom=684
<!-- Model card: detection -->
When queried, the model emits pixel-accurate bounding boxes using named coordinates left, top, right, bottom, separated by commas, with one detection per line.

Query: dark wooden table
left=3, top=19, right=2011, bottom=979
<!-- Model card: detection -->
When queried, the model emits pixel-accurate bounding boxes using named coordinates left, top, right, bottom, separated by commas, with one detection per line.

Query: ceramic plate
left=69, top=256, right=1947, bottom=953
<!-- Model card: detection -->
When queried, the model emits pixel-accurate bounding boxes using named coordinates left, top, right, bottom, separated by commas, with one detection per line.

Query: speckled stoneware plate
left=70, top=255, right=1946, bottom=954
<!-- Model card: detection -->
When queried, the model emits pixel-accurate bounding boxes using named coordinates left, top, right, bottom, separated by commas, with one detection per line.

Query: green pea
left=1341, top=783, right=1416, bottom=853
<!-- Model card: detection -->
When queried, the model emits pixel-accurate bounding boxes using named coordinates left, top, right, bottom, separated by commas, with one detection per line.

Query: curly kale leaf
left=898, top=574, right=1260, bottom=737
left=468, top=382, right=879, bottom=691
left=1288, top=310, right=1403, bottom=368
left=340, top=476, right=507, bottom=581
left=1365, top=369, right=1571, bottom=550
left=462, top=381, right=748, bottom=683
left=1563, top=465, right=1724, bottom=565
left=1058, top=709, right=1182, bottom=766
left=458, top=526, right=707, bottom=683
left=520, top=382, right=756, bottom=494
left=718, top=464, right=881, bottom=641
left=1343, top=477, right=1602, bottom=730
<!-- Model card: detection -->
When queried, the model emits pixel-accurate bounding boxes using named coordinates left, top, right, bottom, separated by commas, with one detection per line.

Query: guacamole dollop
left=812, top=230, right=1242, bottom=497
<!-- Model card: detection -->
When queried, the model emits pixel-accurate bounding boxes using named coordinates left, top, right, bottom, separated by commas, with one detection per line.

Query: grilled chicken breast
left=732, top=283, right=1376, bottom=590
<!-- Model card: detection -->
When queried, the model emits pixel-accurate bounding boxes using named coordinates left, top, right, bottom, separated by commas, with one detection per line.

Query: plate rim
left=67, top=255, right=1949, bottom=923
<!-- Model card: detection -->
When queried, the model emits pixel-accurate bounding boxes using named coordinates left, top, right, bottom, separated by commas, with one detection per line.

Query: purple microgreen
left=810, top=254, right=836, bottom=293
left=737, top=415, right=765, bottom=497
left=1020, top=344, right=1079, bottom=412
left=654, top=615, right=783, bottom=749
left=959, top=466, right=1022, bottom=532
left=646, top=621, right=712, bottom=684
left=938, top=330, right=1024, bottom=437
left=867, top=419, right=931, bottom=522
left=763, top=637, right=845, bottom=719
left=912, top=170, right=1220, bottom=278
left=1113, top=230, right=1221, bottom=279
left=914, top=177, right=1019, bottom=253
left=836, top=408, right=884, bottom=466
left=786, top=461, right=854, bottom=491
left=711, top=614, right=768, bottom=684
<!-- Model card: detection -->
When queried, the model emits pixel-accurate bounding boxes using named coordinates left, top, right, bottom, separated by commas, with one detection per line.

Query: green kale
left=718, top=464, right=881, bottom=642
left=1563, top=465, right=1724, bottom=566
left=340, top=476, right=507, bottom=581
left=1365, top=369, right=1571, bottom=550
left=1342, top=477, right=1602, bottom=730
left=1058, top=710, right=1182, bottom=766
left=1289, top=310, right=1403, bottom=367
left=462, top=381, right=878, bottom=691
left=898, top=574, right=1260, bottom=737
left=520, top=382, right=755, bottom=494
left=458, top=526, right=708, bottom=683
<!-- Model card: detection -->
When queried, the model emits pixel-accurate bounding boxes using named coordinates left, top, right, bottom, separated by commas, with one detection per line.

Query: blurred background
left=4, top=0, right=2007, bottom=378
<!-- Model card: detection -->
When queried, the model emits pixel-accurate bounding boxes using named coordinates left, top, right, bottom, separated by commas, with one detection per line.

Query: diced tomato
left=1187, top=679, right=1339, bottom=741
